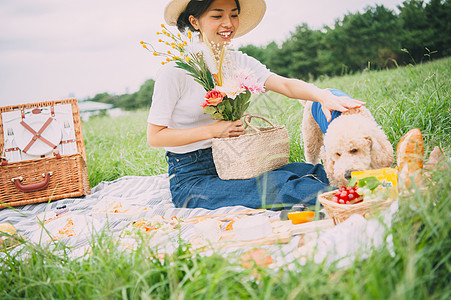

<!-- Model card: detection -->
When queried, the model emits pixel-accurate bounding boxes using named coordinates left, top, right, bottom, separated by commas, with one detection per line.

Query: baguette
left=396, top=128, right=424, bottom=190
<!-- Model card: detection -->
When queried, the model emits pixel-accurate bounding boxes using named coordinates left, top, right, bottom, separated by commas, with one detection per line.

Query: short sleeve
left=147, top=63, right=186, bottom=126
left=232, top=51, right=274, bottom=86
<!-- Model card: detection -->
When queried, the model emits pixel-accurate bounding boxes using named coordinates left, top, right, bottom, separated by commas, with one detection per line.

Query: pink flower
left=201, top=90, right=225, bottom=107
left=235, top=70, right=265, bottom=94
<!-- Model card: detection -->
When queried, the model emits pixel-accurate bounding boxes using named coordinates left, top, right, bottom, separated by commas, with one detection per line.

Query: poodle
left=301, top=97, right=394, bottom=187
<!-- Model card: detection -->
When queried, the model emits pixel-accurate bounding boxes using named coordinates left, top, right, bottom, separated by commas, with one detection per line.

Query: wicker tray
left=318, top=190, right=394, bottom=225
left=0, top=99, right=90, bottom=209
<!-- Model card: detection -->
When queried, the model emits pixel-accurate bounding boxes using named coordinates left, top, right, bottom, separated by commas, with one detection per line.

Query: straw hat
left=164, top=0, right=266, bottom=38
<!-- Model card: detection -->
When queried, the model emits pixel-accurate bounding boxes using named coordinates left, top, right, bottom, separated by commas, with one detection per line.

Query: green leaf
left=202, top=106, right=217, bottom=115
left=224, top=100, right=233, bottom=118
left=348, top=177, right=357, bottom=187
left=357, top=176, right=381, bottom=191
left=211, top=112, right=224, bottom=120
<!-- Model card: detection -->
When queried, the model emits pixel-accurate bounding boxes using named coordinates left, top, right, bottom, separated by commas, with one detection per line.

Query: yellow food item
left=351, top=167, right=398, bottom=199
left=287, top=211, right=315, bottom=225
left=0, top=223, right=17, bottom=235
left=1, top=223, right=20, bottom=250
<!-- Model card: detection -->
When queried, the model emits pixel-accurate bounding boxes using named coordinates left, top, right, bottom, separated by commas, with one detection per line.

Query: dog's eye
left=350, top=149, right=358, bottom=153
left=336, top=153, right=341, bottom=157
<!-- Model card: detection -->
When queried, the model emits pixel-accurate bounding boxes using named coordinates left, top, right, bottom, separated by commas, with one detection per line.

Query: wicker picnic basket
left=0, top=99, right=90, bottom=209
left=212, top=114, right=290, bottom=180
left=318, top=190, right=394, bottom=225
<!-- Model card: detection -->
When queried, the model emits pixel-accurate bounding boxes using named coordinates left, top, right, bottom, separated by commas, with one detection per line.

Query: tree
left=88, top=79, right=155, bottom=111
left=238, top=44, right=267, bottom=66
left=424, top=0, right=451, bottom=58
left=398, top=0, right=433, bottom=63
left=134, top=79, right=155, bottom=108
left=324, top=5, right=401, bottom=74
left=279, top=24, right=325, bottom=79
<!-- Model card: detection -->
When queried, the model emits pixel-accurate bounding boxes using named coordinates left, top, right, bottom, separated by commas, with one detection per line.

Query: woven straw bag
left=212, top=114, right=290, bottom=180
left=318, top=191, right=394, bottom=225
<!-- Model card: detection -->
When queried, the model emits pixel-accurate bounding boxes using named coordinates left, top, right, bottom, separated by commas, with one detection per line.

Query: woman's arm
left=265, top=74, right=365, bottom=122
left=147, top=120, right=244, bottom=148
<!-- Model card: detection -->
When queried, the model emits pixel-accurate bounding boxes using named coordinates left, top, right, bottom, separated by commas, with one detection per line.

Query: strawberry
left=332, top=184, right=363, bottom=204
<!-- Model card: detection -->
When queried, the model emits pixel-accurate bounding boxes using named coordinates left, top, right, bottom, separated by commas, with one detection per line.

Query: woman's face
left=190, top=0, right=239, bottom=45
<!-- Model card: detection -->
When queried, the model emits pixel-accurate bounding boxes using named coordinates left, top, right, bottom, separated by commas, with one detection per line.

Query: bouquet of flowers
left=141, top=24, right=264, bottom=121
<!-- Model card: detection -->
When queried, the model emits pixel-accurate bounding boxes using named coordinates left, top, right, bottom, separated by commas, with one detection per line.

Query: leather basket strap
left=20, top=118, right=57, bottom=153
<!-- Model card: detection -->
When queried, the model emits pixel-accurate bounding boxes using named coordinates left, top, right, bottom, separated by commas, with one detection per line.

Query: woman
left=147, top=0, right=365, bottom=210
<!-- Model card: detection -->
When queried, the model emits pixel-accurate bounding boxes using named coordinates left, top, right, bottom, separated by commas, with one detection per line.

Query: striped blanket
left=0, top=174, right=397, bottom=268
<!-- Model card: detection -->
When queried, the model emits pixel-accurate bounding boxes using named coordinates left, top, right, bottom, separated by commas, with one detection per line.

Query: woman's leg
left=167, top=148, right=330, bottom=210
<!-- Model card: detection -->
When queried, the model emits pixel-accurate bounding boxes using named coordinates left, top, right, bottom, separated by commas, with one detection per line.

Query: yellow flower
left=188, top=31, right=192, bottom=39
left=177, top=33, right=181, bottom=37
left=142, top=44, right=148, bottom=49
left=153, top=52, right=158, bottom=56
left=156, top=32, right=160, bottom=35
left=161, top=61, right=165, bottom=65
left=165, top=42, right=170, bottom=45
left=139, top=41, right=144, bottom=44
left=167, top=50, right=171, bottom=54
left=185, top=57, right=191, bottom=62
left=184, top=41, right=187, bottom=46
left=158, top=39, right=162, bottom=42
left=166, top=58, right=171, bottom=62
left=161, top=24, right=165, bottom=28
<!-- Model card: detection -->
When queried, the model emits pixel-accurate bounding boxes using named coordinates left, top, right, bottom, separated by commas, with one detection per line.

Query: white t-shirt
left=147, top=50, right=273, bottom=154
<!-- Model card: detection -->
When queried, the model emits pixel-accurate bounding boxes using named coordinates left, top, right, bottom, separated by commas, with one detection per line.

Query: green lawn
left=1, top=57, right=450, bottom=299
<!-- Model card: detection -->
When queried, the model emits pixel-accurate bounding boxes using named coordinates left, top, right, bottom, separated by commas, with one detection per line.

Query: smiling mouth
left=218, top=31, right=232, bottom=39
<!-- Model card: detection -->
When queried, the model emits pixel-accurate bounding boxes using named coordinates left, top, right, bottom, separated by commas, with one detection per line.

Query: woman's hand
left=265, top=74, right=366, bottom=122
left=317, top=89, right=366, bottom=122
left=209, top=120, right=245, bottom=138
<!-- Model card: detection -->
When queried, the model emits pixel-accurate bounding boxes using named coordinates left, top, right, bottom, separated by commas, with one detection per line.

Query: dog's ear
left=366, top=134, right=395, bottom=168
left=323, top=152, right=336, bottom=185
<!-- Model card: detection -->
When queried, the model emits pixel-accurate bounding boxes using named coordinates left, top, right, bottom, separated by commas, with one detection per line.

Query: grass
left=1, top=57, right=450, bottom=299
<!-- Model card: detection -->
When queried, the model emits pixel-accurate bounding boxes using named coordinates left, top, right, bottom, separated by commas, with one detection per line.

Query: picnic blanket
left=0, top=174, right=398, bottom=268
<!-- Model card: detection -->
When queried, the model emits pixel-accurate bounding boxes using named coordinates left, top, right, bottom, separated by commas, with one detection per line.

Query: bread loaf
left=396, top=128, right=424, bottom=190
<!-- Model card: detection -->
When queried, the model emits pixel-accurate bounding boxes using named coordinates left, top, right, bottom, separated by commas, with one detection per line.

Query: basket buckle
left=11, top=176, right=23, bottom=183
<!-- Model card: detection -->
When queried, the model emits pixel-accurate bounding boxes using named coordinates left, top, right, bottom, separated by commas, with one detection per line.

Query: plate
left=14, top=114, right=62, bottom=156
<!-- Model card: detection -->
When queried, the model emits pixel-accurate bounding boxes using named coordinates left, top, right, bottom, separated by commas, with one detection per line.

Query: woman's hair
left=177, top=0, right=241, bottom=32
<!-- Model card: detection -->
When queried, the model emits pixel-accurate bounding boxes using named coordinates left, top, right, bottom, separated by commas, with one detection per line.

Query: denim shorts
left=166, top=147, right=330, bottom=210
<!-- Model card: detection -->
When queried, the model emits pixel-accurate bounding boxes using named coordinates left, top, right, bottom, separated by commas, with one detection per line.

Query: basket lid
left=14, top=113, right=62, bottom=156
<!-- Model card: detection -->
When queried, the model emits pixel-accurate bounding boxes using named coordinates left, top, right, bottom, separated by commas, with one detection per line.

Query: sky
left=0, top=0, right=405, bottom=106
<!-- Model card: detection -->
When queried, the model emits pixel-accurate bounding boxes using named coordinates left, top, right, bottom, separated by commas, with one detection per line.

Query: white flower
left=217, top=78, right=245, bottom=99
left=201, top=45, right=218, bottom=75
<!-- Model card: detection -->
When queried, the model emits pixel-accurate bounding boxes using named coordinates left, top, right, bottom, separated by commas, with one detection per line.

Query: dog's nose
left=345, top=171, right=353, bottom=179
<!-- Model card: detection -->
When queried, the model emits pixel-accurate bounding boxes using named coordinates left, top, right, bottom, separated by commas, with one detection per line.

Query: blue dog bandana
left=311, top=89, right=352, bottom=134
